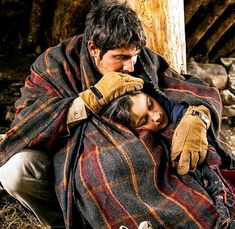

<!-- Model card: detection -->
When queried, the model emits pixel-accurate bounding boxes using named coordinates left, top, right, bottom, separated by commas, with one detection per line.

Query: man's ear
left=87, top=41, right=100, bottom=57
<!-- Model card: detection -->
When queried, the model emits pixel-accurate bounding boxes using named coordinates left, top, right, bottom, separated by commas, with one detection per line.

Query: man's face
left=88, top=42, right=140, bottom=75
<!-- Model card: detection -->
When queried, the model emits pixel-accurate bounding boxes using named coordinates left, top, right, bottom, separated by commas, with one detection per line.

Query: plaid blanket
left=70, top=119, right=232, bottom=228
left=0, top=35, right=234, bottom=228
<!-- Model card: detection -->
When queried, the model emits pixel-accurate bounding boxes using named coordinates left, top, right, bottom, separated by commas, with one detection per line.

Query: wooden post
left=127, top=0, right=186, bottom=74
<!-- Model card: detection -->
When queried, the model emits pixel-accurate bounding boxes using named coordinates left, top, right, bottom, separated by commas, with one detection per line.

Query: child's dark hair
left=84, top=1, right=146, bottom=57
left=101, top=91, right=142, bottom=131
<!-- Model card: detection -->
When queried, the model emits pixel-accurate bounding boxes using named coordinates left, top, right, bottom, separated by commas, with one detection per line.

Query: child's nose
left=151, top=112, right=161, bottom=122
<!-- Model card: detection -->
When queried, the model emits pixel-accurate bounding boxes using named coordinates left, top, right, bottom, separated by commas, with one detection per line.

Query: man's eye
left=116, top=56, right=128, bottom=60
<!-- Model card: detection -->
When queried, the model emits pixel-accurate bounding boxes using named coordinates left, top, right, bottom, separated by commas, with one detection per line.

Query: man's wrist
left=191, top=110, right=210, bottom=129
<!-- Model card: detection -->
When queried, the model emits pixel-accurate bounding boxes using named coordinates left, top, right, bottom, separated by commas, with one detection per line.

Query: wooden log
left=209, top=24, right=235, bottom=62
left=28, top=0, right=47, bottom=46
left=50, top=0, right=71, bottom=45
left=186, top=0, right=233, bottom=57
left=126, top=0, right=186, bottom=73
left=184, top=0, right=206, bottom=25
left=198, top=5, right=235, bottom=62
left=61, top=0, right=91, bottom=40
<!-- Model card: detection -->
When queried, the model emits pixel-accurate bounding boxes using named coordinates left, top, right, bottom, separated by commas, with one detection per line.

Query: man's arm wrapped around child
left=171, top=105, right=211, bottom=175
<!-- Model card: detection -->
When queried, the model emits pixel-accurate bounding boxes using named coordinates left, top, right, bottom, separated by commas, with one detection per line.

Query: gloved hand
left=171, top=105, right=211, bottom=175
left=79, top=72, right=144, bottom=113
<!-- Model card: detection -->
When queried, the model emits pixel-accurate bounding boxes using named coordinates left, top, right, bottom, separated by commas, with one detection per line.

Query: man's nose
left=123, top=56, right=136, bottom=72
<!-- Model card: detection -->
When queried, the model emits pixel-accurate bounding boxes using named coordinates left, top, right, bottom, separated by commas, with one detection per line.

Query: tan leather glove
left=171, top=105, right=211, bottom=175
left=79, top=72, right=144, bottom=113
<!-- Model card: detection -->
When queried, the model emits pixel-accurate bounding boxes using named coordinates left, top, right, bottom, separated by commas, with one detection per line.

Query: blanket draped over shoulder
left=0, top=35, right=234, bottom=228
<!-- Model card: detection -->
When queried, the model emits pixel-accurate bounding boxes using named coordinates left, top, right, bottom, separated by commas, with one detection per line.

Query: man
left=0, top=1, right=232, bottom=228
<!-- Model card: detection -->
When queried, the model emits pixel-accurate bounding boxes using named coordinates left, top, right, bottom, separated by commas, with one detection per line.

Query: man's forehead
left=109, top=46, right=139, bottom=55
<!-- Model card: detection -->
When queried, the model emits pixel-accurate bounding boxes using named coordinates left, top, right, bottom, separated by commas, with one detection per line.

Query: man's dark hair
left=101, top=91, right=142, bottom=132
left=84, top=0, right=146, bottom=56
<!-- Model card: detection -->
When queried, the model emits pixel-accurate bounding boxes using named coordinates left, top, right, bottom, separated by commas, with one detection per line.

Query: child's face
left=130, top=93, right=169, bottom=132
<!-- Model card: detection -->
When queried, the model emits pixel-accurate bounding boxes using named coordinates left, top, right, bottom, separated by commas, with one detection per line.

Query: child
left=101, top=90, right=234, bottom=228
